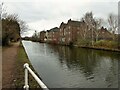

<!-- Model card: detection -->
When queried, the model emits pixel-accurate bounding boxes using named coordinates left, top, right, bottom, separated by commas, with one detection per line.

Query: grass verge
left=14, top=44, right=41, bottom=88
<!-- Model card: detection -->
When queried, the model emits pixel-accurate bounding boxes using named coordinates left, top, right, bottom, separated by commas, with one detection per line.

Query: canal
left=22, top=40, right=119, bottom=88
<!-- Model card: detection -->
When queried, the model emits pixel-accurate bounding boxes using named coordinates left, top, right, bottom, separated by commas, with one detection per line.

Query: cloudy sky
left=3, top=0, right=119, bottom=37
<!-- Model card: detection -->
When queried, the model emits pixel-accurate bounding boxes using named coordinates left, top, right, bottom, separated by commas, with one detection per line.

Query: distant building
left=39, top=19, right=113, bottom=45
left=59, top=22, right=67, bottom=44
left=52, top=27, right=60, bottom=44
left=59, top=19, right=85, bottom=45
left=65, top=19, right=83, bottom=45
left=40, top=31, right=46, bottom=42
left=46, top=27, right=59, bottom=44
left=98, top=27, right=113, bottom=40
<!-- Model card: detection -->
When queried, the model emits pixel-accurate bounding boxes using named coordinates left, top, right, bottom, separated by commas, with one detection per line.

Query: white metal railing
left=23, top=63, right=49, bottom=90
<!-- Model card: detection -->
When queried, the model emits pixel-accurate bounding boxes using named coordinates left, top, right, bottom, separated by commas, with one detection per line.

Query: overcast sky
left=2, top=0, right=119, bottom=37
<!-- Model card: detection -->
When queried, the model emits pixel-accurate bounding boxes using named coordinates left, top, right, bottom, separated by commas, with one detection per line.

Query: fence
left=24, top=63, right=49, bottom=90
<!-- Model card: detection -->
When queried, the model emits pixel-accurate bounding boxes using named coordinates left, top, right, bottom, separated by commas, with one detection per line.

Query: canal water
left=22, top=40, right=119, bottom=88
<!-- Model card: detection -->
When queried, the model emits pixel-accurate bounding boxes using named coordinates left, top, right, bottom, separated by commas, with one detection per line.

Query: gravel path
left=2, top=42, right=20, bottom=88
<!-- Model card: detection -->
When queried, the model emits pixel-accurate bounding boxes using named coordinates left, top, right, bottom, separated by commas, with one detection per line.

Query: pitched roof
left=59, top=22, right=67, bottom=28
left=67, top=19, right=83, bottom=27
left=49, top=27, right=59, bottom=32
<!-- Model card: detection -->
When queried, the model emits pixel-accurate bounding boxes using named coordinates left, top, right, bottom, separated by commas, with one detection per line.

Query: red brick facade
left=40, top=31, right=46, bottom=42
left=39, top=19, right=113, bottom=45
left=98, top=27, right=113, bottom=40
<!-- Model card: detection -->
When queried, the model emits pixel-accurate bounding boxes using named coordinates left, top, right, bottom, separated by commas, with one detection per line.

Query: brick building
left=40, top=31, right=46, bottom=42
left=46, top=27, right=59, bottom=44
left=98, top=27, right=113, bottom=40
left=39, top=19, right=113, bottom=45
left=59, top=19, right=85, bottom=45
left=59, top=22, right=67, bottom=44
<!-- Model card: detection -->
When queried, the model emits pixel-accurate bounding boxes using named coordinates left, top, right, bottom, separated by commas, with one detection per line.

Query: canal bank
left=73, top=45, right=120, bottom=52
left=14, top=43, right=40, bottom=88
left=37, top=40, right=120, bottom=52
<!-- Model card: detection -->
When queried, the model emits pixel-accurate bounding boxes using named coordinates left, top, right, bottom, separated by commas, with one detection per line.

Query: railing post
left=24, top=63, right=29, bottom=90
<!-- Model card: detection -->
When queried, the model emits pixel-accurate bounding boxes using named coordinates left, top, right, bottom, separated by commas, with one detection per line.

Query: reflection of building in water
left=52, top=45, right=119, bottom=86
left=105, top=59, right=118, bottom=87
left=43, top=43, right=47, bottom=55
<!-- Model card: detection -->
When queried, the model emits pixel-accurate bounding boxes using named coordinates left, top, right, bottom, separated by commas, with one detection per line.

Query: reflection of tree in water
left=105, top=58, right=118, bottom=87
left=48, top=44, right=119, bottom=82
left=67, top=47, right=100, bottom=78
left=49, top=45, right=98, bottom=77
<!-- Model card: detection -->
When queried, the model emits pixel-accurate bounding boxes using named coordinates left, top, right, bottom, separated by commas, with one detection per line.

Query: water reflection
left=47, top=45, right=119, bottom=87
left=22, top=41, right=119, bottom=88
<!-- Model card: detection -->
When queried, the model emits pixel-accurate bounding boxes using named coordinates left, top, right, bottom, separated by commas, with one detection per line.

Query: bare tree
left=0, top=3, right=3, bottom=19
left=94, top=18, right=103, bottom=41
left=1, top=3, right=28, bottom=34
left=1, top=3, right=29, bottom=45
left=5, top=14, right=19, bottom=21
left=1, top=2, right=8, bottom=19
left=19, top=20, right=28, bottom=34
left=2, top=14, right=21, bottom=45
left=83, top=12, right=94, bottom=30
left=78, top=19, right=88, bottom=40
left=108, top=13, right=118, bottom=34
left=0, top=3, right=2, bottom=43
left=83, top=12, right=96, bottom=45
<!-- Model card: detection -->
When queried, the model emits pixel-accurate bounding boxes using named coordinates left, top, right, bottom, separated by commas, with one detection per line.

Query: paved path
left=2, top=42, right=20, bottom=88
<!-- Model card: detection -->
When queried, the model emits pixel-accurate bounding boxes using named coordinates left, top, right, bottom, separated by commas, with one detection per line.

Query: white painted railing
left=23, top=63, right=49, bottom=90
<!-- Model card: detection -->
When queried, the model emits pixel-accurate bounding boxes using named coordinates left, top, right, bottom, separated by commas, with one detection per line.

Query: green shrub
left=77, top=39, right=91, bottom=46
left=94, top=40, right=118, bottom=49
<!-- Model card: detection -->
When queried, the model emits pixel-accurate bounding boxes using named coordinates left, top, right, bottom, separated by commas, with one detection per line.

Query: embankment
left=14, top=43, right=41, bottom=88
